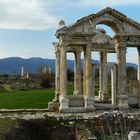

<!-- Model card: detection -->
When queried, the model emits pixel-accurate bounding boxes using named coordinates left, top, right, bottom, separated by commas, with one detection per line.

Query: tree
left=126, top=66, right=137, bottom=80
left=36, top=65, right=54, bottom=88
left=67, top=69, right=74, bottom=81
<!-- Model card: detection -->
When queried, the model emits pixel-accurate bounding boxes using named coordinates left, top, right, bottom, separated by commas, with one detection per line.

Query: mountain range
left=0, top=57, right=137, bottom=74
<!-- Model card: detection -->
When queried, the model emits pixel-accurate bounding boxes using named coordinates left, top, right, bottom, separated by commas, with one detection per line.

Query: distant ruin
left=49, top=7, right=140, bottom=113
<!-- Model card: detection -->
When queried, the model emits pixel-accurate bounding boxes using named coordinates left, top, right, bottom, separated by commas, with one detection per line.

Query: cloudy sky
left=0, top=0, right=140, bottom=63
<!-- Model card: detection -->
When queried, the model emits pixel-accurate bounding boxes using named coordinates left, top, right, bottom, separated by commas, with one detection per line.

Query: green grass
left=0, top=81, right=130, bottom=109
left=0, top=87, right=74, bottom=109
left=0, top=89, right=55, bottom=109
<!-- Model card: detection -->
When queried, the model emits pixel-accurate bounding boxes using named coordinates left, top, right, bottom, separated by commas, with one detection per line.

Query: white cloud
left=0, top=0, right=140, bottom=30
left=79, top=0, right=140, bottom=7
left=0, top=0, right=59, bottom=30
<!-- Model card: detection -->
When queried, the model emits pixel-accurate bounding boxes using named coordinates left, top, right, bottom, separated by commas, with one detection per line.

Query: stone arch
left=90, top=16, right=125, bottom=35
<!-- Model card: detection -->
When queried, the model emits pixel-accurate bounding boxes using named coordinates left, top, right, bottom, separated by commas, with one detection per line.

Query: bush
left=36, top=73, right=54, bottom=89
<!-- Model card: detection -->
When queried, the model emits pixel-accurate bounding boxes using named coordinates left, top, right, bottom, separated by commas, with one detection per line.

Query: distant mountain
left=0, top=57, right=137, bottom=74
left=0, top=57, right=55, bottom=74
left=126, top=63, right=137, bottom=68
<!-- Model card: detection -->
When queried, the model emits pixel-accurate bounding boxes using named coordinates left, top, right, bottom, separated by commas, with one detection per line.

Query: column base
left=139, top=97, right=140, bottom=108
left=98, top=90, right=103, bottom=101
left=53, top=90, right=60, bottom=102
left=98, top=90, right=109, bottom=102
left=101, top=93, right=110, bottom=103
left=118, top=95, right=129, bottom=109
left=85, top=97, right=96, bottom=110
left=59, top=96, right=69, bottom=112
left=73, top=90, right=81, bottom=95
left=48, top=101, right=60, bottom=112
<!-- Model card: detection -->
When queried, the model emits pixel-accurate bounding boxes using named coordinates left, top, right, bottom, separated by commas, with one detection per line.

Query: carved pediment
left=56, top=7, right=140, bottom=38
left=71, top=7, right=140, bottom=31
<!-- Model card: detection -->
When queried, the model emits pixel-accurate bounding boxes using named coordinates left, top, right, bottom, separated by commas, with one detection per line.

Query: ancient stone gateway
left=48, top=7, right=140, bottom=113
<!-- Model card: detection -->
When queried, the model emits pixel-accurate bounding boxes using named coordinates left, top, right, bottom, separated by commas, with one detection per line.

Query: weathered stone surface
left=128, top=80, right=139, bottom=107
left=49, top=7, right=140, bottom=113
left=128, top=131, right=140, bottom=140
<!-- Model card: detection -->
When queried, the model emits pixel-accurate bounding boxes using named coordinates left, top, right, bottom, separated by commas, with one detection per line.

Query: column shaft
left=85, top=47, right=92, bottom=98
left=74, top=51, right=81, bottom=95
left=137, top=47, right=140, bottom=107
left=84, top=46, right=95, bottom=109
left=115, top=40, right=129, bottom=109
left=59, top=43, right=69, bottom=110
left=116, top=43, right=127, bottom=95
left=137, top=48, right=140, bottom=81
left=83, top=50, right=86, bottom=96
left=54, top=48, right=60, bottom=101
left=92, top=65, right=96, bottom=103
left=111, top=64, right=117, bottom=105
left=99, top=51, right=109, bottom=102
left=99, top=63, right=103, bottom=100
left=60, top=44, right=67, bottom=98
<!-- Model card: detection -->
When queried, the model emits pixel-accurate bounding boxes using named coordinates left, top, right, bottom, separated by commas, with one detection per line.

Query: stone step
left=68, top=95, right=85, bottom=107
left=60, top=107, right=95, bottom=113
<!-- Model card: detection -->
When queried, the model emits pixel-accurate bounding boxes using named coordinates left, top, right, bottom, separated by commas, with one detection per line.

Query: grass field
left=0, top=89, right=54, bottom=109
left=0, top=87, right=75, bottom=109
left=0, top=81, right=122, bottom=109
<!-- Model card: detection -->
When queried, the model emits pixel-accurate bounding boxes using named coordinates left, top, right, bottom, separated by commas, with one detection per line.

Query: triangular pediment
left=72, top=7, right=140, bottom=30
left=56, top=7, right=140, bottom=38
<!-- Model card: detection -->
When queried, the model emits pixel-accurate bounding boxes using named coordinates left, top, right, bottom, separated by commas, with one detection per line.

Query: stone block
left=48, top=102, right=59, bottom=111
left=118, top=95, right=129, bottom=109
left=128, top=131, right=140, bottom=140
left=69, top=95, right=84, bottom=107
left=59, top=97, right=69, bottom=112
left=85, top=97, right=95, bottom=110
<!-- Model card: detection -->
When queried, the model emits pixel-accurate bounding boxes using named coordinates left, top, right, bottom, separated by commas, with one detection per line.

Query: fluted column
left=115, top=39, right=129, bottom=109
left=99, top=51, right=109, bottom=102
left=137, top=47, right=140, bottom=107
left=54, top=46, right=60, bottom=101
left=84, top=45, right=95, bottom=109
left=59, top=43, right=69, bottom=110
left=73, top=50, right=81, bottom=95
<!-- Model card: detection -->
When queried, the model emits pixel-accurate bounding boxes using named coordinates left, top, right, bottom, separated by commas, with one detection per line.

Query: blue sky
left=0, top=0, right=140, bottom=64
